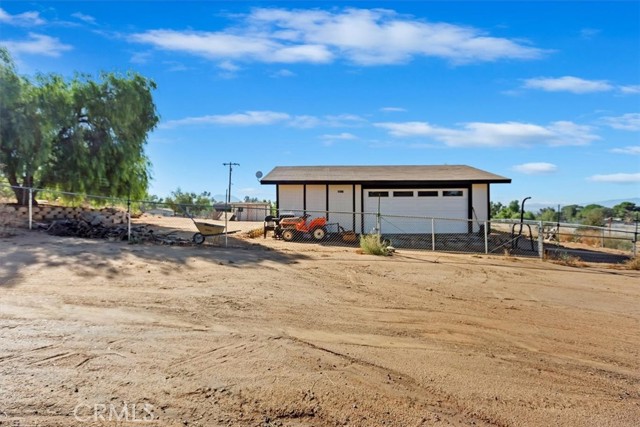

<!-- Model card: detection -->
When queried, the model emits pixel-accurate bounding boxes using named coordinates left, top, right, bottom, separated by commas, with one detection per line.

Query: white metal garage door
left=363, top=189, right=468, bottom=234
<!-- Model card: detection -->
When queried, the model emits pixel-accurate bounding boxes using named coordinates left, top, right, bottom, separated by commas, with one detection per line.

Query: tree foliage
left=164, top=188, right=215, bottom=217
left=0, top=48, right=158, bottom=204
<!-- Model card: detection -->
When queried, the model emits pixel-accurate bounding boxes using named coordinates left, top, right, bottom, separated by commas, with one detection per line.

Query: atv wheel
left=312, top=227, right=327, bottom=241
left=282, top=229, right=296, bottom=241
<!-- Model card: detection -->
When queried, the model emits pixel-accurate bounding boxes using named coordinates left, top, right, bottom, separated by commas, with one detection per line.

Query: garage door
left=363, top=189, right=468, bottom=234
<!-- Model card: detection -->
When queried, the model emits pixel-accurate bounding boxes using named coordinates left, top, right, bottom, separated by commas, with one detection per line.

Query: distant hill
left=519, top=198, right=639, bottom=213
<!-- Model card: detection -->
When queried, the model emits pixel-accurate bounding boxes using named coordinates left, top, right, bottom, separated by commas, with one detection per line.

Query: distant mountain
left=518, top=198, right=639, bottom=213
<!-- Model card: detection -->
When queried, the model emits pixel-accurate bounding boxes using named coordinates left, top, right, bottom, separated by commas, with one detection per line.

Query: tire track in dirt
left=286, top=334, right=510, bottom=426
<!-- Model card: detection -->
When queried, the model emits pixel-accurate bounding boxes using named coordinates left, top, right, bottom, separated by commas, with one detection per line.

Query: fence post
left=484, top=220, right=488, bottom=254
left=538, top=221, right=544, bottom=259
left=431, top=218, right=436, bottom=251
left=28, top=187, right=33, bottom=230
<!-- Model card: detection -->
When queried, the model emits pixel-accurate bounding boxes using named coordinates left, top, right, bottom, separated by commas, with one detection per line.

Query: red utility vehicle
left=277, top=214, right=327, bottom=241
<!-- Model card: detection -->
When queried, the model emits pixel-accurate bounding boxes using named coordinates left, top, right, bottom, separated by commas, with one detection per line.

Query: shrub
left=246, top=228, right=264, bottom=239
left=359, top=233, right=391, bottom=256
left=603, top=238, right=633, bottom=251
left=623, top=257, right=640, bottom=270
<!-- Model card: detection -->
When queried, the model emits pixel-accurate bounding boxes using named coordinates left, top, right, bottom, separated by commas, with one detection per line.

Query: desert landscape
left=1, top=223, right=639, bottom=426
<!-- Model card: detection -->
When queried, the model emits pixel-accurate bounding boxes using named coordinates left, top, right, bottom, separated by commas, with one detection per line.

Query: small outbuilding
left=260, top=165, right=510, bottom=234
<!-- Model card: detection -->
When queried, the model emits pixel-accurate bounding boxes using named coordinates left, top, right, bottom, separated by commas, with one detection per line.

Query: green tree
left=490, top=201, right=504, bottom=218
left=612, top=202, right=636, bottom=221
left=492, top=200, right=523, bottom=219
left=164, top=188, right=215, bottom=217
left=538, top=207, right=558, bottom=222
left=561, top=205, right=581, bottom=222
left=0, top=48, right=158, bottom=205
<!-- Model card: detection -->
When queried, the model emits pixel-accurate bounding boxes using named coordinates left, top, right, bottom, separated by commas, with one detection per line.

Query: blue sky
left=1, top=1, right=639, bottom=207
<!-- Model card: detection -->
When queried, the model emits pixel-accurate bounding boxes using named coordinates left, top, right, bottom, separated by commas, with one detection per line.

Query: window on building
left=368, top=191, right=389, bottom=197
left=393, top=191, right=414, bottom=197
left=443, top=190, right=464, bottom=197
left=417, top=191, right=438, bottom=197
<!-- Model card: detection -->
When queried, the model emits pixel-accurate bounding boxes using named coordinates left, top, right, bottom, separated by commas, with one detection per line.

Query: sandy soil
left=0, top=225, right=639, bottom=426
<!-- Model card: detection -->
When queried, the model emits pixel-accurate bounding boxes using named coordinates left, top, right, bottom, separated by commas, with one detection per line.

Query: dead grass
left=548, top=250, right=588, bottom=268
left=623, top=257, right=640, bottom=270
left=245, top=227, right=264, bottom=239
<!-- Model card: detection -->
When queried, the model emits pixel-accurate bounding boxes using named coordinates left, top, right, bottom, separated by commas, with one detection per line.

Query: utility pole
left=222, top=162, right=239, bottom=247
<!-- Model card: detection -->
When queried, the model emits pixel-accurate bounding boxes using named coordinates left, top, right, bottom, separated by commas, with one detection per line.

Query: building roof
left=261, top=165, right=511, bottom=184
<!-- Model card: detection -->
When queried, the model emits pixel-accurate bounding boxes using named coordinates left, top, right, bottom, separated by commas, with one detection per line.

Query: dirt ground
left=1, top=222, right=639, bottom=426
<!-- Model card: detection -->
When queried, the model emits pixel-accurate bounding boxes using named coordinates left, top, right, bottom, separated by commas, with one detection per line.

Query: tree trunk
left=6, top=174, right=37, bottom=206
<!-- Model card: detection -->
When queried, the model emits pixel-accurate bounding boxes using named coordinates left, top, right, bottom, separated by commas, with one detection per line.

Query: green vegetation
left=359, top=233, right=392, bottom=256
left=0, top=48, right=158, bottom=205
left=163, top=188, right=215, bottom=217
left=491, top=199, right=638, bottom=226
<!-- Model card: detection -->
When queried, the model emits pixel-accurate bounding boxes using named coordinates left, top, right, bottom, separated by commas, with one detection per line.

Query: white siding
left=363, top=188, right=468, bottom=233
left=278, top=185, right=304, bottom=215
left=306, top=185, right=327, bottom=216
left=472, top=184, right=488, bottom=232
left=328, top=184, right=353, bottom=231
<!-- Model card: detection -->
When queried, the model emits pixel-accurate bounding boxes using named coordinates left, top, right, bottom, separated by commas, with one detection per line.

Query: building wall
left=278, top=185, right=304, bottom=215
left=305, top=184, right=327, bottom=215
left=328, top=184, right=354, bottom=231
left=277, top=182, right=491, bottom=234
left=472, top=183, right=489, bottom=233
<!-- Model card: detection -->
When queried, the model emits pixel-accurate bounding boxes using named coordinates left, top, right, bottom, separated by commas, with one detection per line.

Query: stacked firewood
left=41, top=212, right=189, bottom=245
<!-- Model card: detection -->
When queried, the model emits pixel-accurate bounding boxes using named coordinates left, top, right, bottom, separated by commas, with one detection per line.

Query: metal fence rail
left=1, top=184, right=637, bottom=261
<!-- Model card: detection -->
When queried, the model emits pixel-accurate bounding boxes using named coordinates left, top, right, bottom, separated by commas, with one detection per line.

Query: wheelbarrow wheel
left=193, top=233, right=205, bottom=245
left=281, top=229, right=296, bottom=241
left=312, top=227, right=327, bottom=241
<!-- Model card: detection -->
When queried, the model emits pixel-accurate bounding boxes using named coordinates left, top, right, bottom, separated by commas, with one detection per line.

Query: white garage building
left=260, top=165, right=511, bottom=234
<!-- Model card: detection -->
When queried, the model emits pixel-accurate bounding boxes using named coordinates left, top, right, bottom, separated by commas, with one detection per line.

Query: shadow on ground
left=0, top=229, right=309, bottom=288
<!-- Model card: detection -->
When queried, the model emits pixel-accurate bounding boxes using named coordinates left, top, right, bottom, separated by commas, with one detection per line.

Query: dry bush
left=623, top=257, right=640, bottom=270
left=245, top=228, right=264, bottom=239
left=359, top=233, right=391, bottom=256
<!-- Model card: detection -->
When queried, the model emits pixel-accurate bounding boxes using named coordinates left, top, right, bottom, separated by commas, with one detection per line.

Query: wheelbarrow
left=184, top=210, right=239, bottom=244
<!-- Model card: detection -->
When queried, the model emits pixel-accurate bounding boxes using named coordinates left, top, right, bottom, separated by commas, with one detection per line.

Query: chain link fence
left=1, top=184, right=637, bottom=261
left=263, top=209, right=637, bottom=262
left=0, top=184, right=267, bottom=246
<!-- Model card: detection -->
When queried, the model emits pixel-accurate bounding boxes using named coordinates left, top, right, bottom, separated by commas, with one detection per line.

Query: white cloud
left=162, top=111, right=291, bottom=128
left=271, top=69, right=295, bottom=78
left=619, top=85, right=640, bottom=95
left=71, top=12, right=96, bottom=24
left=319, top=132, right=358, bottom=140
left=130, top=29, right=333, bottom=64
left=0, top=33, right=72, bottom=57
left=0, top=8, right=45, bottom=26
left=601, top=113, right=640, bottom=131
left=375, top=120, right=599, bottom=147
left=512, top=162, right=558, bottom=175
left=588, top=173, right=640, bottom=184
left=610, top=146, right=640, bottom=155
left=380, top=107, right=407, bottom=112
left=523, top=76, right=613, bottom=94
left=130, top=51, right=152, bottom=64
left=287, top=115, right=322, bottom=128
left=218, top=60, right=240, bottom=72
left=130, top=7, right=546, bottom=66
left=161, top=110, right=368, bottom=130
